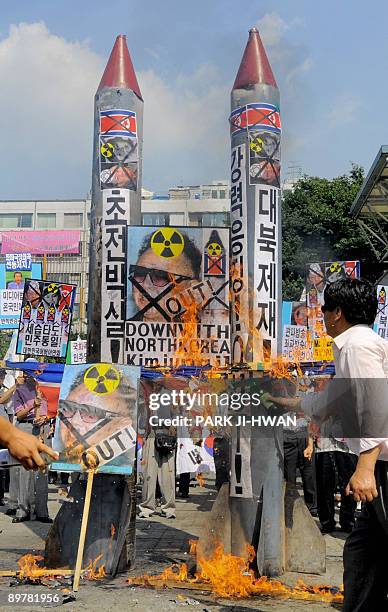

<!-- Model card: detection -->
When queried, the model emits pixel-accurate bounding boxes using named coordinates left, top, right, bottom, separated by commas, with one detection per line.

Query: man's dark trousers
left=315, top=450, right=357, bottom=530
left=283, top=430, right=316, bottom=512
left=343, top=460, right=388, bottom=611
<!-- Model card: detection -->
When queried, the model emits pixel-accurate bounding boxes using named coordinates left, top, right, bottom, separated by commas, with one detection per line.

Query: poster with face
left=305, top=260, right=360, bottom=361
left=125, top=226, right=231, bottom=367
left=249, top=130, right=281, bottom=187
left=16, top=279, right=76, bottom=358
left=52, top=363, right=139, bottom=474
left=375, top=285, right=388, bottom=339
left=0, top=261, right=42, bottom=329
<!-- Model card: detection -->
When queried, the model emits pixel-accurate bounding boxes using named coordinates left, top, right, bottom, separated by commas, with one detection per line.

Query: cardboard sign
left=16, top=279, right=76, bottom=358
left=52, top=363, right=139, bottom=474
left=312, top=337, right=334, bottom=361
left=125, top=226, right=230, bottom=367
left=0, top=262, right=42, bottom=329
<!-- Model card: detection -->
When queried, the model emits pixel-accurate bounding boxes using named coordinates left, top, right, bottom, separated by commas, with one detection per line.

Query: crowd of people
left=0, top=276, right=387, bottom=610
left=0, top=368, right=58, bottom=522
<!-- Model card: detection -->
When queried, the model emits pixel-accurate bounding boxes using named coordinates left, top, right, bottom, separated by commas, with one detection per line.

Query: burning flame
left=128, top=542, right=343, bottom=603
left=17, top=554, right=45, bottom=581
left=196, top=473, right=205, bottom=487
left=83, top=555, right=106, bottom=580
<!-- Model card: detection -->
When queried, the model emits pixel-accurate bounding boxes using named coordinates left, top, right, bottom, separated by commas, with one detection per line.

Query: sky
left=1, top=0, right=388, bottom=198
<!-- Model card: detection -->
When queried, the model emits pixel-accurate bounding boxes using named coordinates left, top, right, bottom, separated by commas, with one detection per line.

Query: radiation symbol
left=207, top=242, right=222, bottom=257
left=329, top=262, right=342, bottom=274
left=84, top=364, right=120, bottom=396
left=101, top=142, right=114, bottom=158
left=47, top=283, right=59, bottom=295
left=250, top=136, right=263, bottom=154
left=151, top=228, right=184, bottom=259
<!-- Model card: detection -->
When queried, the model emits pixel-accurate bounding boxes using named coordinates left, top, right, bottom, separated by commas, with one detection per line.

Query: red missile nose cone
left=98, top=34, right=143, bottom=99
left=233, top=27, right=277, bottom=90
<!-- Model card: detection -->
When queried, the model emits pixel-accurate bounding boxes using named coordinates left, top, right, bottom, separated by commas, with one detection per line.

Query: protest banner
left=52, top=363, right=139, bottom=475
left=70, top=338, right=87, bottom=364
left=176, top=437, right=215, bottom=475
left=0, top=257, right=42, bottom=329
left=305, top=260, right=360, bottom=361
left=0, top=230, right=81, bottom=255
left=375, top=284, right=388, bottom=339
left=282, top=324, right=312, bottom=362
left=125, top=226, right=231, bottom=367
left=16, top=279, right=76, bottom=358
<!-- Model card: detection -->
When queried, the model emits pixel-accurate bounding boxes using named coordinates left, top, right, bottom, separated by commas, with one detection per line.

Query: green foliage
left=282, top=164, right=384, bottom=300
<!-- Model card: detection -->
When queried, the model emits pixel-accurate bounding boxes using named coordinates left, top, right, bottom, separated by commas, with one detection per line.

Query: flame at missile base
left=16, top=554, right=106, bottom=581
left=127, top=542, right=343, bottom=602
left=196, top=472, right=205, bottom=487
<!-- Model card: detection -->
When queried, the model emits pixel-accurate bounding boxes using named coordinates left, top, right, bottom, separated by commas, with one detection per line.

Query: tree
left=281, top=164, right=384, bottom=300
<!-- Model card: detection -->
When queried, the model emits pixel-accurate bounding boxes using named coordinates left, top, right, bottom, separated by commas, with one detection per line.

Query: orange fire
left=196, top=473, right=205, bottom=487
left=128, top=542, right=343, bottom=603
left=83, top=555, right=106, bottom=580
left=17, top=554, right=45, bottom=581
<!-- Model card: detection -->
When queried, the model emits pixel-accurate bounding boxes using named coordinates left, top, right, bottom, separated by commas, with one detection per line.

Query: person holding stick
left=270, top=278, right=388, bottom=610
left=0, top=415, right=57, bottom=470
left=10, top=372, right=53, bottom=523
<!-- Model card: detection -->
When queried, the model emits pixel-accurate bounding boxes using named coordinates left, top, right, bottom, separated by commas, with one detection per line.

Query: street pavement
left=0, top=476, right=344, bottom=611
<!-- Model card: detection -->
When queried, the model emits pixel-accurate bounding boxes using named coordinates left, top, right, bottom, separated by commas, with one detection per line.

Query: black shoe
left=12, top=515, right=30, bottom=523
left=5, top=508, right=16, bottom=516
left=177, top=492, right=189, bottom=499
left=339, top=524, right=354, bottom=533
left=35, top=516, right=53, bottom=524
left=321, top=523, right=336, bottom=534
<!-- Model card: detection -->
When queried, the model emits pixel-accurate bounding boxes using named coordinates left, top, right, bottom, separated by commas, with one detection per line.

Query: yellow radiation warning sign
left=150, top=228, right=184, bottom=259
left=84, top=364, right=120, bottom=395
left=207, top=242, right=222, bottom=257
left=47, top=283, right=59, bottom=294
left=250, top=136, right=263, bottom=154
left=101, top=142, right=114, bottom=158
left=329, top=262, right=342, bottom=274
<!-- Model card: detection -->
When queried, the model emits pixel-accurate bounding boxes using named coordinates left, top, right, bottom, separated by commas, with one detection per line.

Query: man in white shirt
left=271, top=278, right=388, bottom=610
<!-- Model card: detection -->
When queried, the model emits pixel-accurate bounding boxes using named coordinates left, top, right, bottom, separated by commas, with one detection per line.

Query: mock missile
left=87, top=35, right=143, bottom=363
left=230, top=27, right=281, bottom=366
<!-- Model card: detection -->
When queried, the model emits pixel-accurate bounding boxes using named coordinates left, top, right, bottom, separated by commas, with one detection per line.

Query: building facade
left=0, top=181, right=230, bottom=331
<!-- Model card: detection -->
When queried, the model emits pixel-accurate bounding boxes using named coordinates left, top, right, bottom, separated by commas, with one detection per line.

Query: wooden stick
left=73, top=469, right=95, bottom=592
left=0, top=569, right=74, bottom=578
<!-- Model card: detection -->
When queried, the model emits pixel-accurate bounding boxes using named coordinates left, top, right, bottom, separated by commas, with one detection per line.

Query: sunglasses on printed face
left=128, top=265, right=193, bottom=288
left=59, top=400, right=120, bottom=424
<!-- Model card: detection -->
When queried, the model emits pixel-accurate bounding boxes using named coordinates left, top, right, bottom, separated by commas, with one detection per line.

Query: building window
left=37, top=213, right=56, bottom=229
left=142, top=213, right=170, bottom=226
left=201, top=212, right=230, bottom=227
left=0, top=213, right=33, bottom=228
left=219, top=190, right=226, bottom=199
left=211, top=190, right=218, bottom=199
left=64, top=213, right=83, bottom=228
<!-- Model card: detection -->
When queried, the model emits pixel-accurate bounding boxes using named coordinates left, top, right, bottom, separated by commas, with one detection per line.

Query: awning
left=350, top=146, right=388, bottom=262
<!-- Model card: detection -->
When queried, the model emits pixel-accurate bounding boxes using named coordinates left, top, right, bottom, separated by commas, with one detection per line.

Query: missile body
left=230, top=28, right=281, bottom=365
left=88, top=35, right=143, bottom=363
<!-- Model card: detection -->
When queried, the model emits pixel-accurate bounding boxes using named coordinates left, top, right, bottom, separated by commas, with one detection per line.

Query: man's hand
left=0, top=418, right=58, bottom=470
left=303, top=445, right=313, bottom=461
left=346, top=467, right=378, bottom=503
left=346, top=445, right=382, bottom=502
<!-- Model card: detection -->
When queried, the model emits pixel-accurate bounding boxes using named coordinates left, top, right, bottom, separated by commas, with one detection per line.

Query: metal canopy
left=350, top=146, right=388, bottom=263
